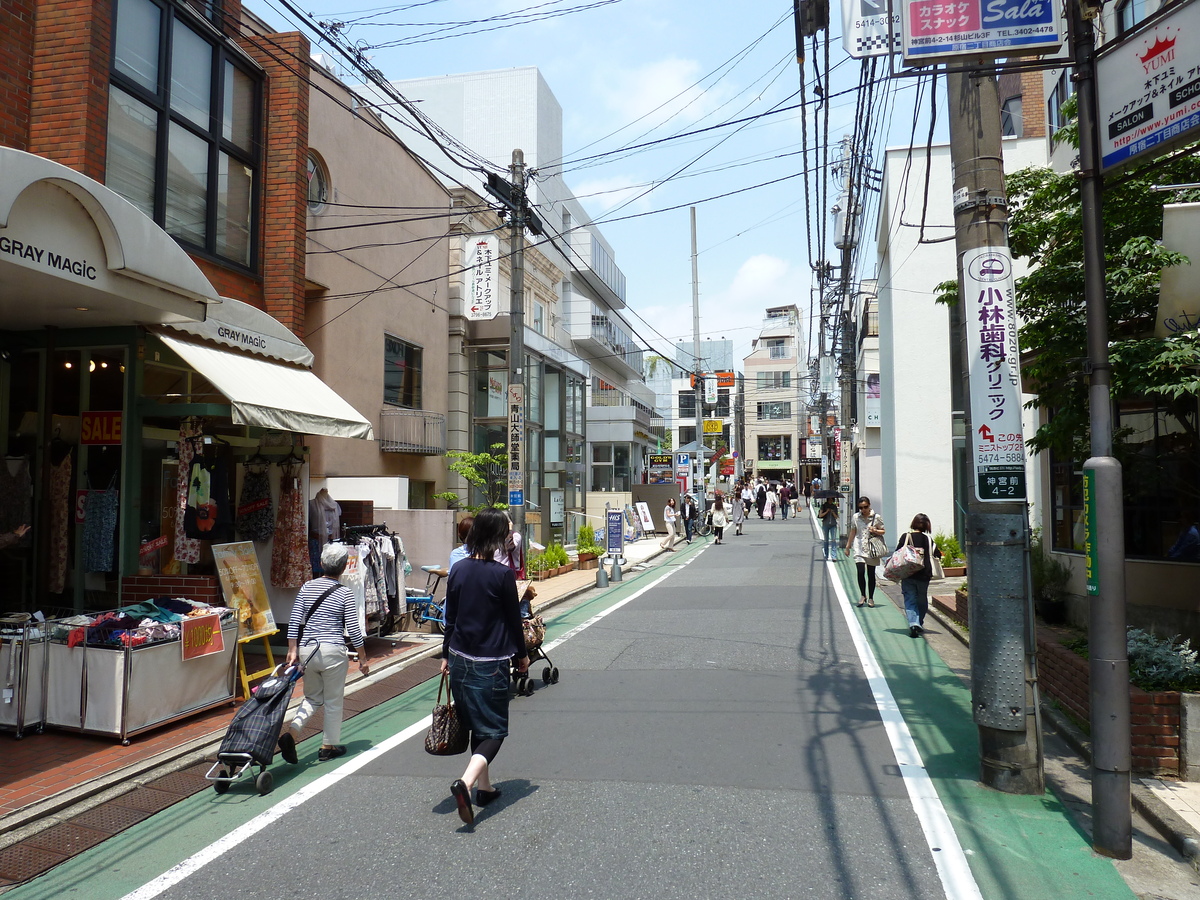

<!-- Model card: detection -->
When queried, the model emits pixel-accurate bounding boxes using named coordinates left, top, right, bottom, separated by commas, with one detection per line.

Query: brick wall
left=28, top=0, right=110, bottom=179
left=1037, top=633, right=1182, bottom=775
left=121, top=575, right=222, bottom=607
left=241, top=32, right=310, bottom=337
left=0, top=0, right=35, bottom=148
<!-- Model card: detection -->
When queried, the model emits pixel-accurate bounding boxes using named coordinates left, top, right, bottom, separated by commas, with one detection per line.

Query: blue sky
left=251, top=0, right=937, bottom=367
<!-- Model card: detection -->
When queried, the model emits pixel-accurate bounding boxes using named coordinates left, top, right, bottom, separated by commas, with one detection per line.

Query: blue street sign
left=509, top=490, right=523, bottom=506
left=606, top=509, right=624, bottom=556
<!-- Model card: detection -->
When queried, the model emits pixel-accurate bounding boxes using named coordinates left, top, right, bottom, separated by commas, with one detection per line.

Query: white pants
left=660, top=521, right=676, bottom=551
left=289, top=643, right=349, bottom=746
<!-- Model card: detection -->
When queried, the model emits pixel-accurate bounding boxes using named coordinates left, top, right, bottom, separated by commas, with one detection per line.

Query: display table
left=46, top=615, right=238, bottom=744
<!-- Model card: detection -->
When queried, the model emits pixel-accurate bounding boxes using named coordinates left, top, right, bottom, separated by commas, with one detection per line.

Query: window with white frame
left=757, top=401, right=792, bottom=420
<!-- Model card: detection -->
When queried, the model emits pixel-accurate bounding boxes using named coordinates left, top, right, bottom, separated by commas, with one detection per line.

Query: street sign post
left=962, top=246, right=1028, bottom=502
left=507, top=383, right=525, bottom=510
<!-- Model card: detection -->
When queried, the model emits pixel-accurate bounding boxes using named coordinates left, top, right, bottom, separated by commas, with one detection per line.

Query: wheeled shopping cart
left=512, top=613, right=559, bottom=696
left=206, top=663, right=301, bottom=796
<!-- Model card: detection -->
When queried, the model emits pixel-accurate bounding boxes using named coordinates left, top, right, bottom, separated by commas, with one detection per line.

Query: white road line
left=824, top=557, right=984, bottom=900
left=121, top=550, right=699, bottom=900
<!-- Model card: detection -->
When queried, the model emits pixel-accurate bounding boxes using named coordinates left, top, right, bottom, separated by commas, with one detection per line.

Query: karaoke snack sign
left=1097, top=0, right=1200, bottom=172
left=901, top=0, right=1062, bottom=64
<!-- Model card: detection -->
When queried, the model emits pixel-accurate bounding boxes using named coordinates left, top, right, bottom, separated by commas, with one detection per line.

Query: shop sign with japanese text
left=1097, top=0, right=1200, bottom=172
left=181, top=613, right=225, bottom=661
left=464, top=234, right=500, bottom=321
left=962, top=246, right=1028, bottom=502
left=900, top=0, right=1062, bottom=65
left=843, top=0, right=901, bottom=59
left=508, top=383, right=524, bottom=506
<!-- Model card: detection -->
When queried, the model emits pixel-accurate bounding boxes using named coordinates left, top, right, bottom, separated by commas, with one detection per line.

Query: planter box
left=932, top=590, right=969, bottom=628
left=579, top=557, right=598, bottom=570
left=942, top=565, right=966, bottom=578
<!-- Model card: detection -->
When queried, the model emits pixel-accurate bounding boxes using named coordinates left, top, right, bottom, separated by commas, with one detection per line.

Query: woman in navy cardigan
left=440, top=508, right=529, bottom=825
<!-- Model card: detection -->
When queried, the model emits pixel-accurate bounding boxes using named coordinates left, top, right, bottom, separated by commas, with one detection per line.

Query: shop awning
left=157, top=334, right=373, bottom=440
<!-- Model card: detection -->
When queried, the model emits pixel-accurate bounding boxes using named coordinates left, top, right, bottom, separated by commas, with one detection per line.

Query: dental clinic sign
left=962, top=246, right=1028, bottom=502
left=901, top=0, right=1062, bottom=65
left=1097, top=0, right=1200, bottom=172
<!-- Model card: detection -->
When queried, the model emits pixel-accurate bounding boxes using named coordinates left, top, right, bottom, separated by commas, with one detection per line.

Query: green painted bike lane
left=829, top=555, right=1133, bottom=900
left=4, top=554, right=687, bottom=900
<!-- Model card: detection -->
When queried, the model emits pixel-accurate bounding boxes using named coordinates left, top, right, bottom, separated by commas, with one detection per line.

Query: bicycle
left=405, top=565, right=447, bottom=634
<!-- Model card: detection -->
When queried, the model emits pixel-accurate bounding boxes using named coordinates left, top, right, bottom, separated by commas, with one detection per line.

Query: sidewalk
left=0, top=538, right=665, bottom=888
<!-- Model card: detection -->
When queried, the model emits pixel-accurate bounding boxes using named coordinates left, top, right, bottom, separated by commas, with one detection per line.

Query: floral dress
left=173, top=424, right=202, bottom=565
left=270, top=463, right=310, bottom=587
left=47, top=454, right=72, bottom=592
left=236, top=466, right=274, bottom=542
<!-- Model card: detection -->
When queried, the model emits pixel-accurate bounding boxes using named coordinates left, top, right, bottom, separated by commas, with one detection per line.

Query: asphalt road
left=119, top=520, right=948, bottom=900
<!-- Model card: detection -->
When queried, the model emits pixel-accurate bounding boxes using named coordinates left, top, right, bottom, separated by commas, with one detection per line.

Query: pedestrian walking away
left=755, top=480, right=766, bottom=518
left=897, top=513, right=941, bottom=637
left=732, top=493, right=745, bottom=535
left=440, top=509, right=530, bottom=826
left=660, top=497, right=679, bottom=552
left=765, top=484, right=779, bottom=520
left=817, top=497, right=839, bottom=560
left=779, top=482, right=791, bottom=519
left=845, top=496, right=886, bottom=608
left=711, top=496, right=728, bottom=544
left=802, top=478, right=812, bottom=509
left=279, top=543, right=370, bottom=765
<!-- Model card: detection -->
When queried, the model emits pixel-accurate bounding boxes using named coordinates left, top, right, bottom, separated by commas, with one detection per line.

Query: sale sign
left=81, top=411, right=122, bottom=445
left=181, top=613, right=225, bottom=661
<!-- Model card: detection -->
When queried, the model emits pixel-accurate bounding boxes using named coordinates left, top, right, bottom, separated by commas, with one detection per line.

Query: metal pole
left=1070, top=0, right=1131, bottom=858
left=691, top=207, right=706, bottom=516
left=508, top=149, right=526, bottom=537
left=946, top=67, right=1043, bottom=794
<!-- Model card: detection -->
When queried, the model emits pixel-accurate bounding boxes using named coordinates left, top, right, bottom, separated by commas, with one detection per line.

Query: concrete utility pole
left=690, top=207, right=706, bottom=515
left=508, top=149, right=527, bottom=537
left=946, top=69, right=1044, bottom=794
left=1070, top=0, right=1131, bottom=858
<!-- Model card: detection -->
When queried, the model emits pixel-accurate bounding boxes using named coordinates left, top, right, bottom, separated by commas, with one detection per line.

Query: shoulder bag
left=865, top=514, right=889, bottom=560
left=294, top=582, right=342, bottom=648
left=883, top=532, right=926, bottom=582
left=424, top=672, right=468, bottom=755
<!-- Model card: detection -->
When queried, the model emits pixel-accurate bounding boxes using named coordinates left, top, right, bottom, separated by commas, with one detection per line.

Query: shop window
left=590, top=442, right=631, bottom=492
left=758, top=435, right=791, bottom=462
left=384, top=334, right=422, bottom=408
left=1117, top=0, right=1148, bottom=35
left=757, top=401, right=792, bottom=420
left=1001, top=96, right=1023, bottom=137
left=107, top=0, right=260, bottom=268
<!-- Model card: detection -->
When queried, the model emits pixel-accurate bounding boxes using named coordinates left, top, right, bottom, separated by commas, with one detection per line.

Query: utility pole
left=947, top=68, right=1044, bottom=794
left=507, top=149, right=527, bottom=537
left=1070, top=0, right=1131, bottom=858
left=691, top=207, right=706, bottom=515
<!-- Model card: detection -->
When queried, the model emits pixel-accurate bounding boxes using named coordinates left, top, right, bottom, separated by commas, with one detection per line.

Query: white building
left=742, top=306, right=807, bottom=484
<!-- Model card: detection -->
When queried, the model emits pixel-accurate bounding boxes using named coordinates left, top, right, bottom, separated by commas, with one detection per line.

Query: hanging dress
left=235, top=465, right=274, bottom=542
left=173, top=425, right=202, bottom=565
left=270, top=462, right=309, bottom=587
left=47, top=453, right=72, bottom=592
left=83, top=475, right=119, bottom=573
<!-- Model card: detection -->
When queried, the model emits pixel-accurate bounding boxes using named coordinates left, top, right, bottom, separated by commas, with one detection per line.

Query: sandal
left=867, top=597, right=875, bottom=608
left=857, top=598, right=866, bottom=608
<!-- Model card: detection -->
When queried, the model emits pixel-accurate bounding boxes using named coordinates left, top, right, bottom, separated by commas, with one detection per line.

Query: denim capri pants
left=448, top=653, right=511, bottom=740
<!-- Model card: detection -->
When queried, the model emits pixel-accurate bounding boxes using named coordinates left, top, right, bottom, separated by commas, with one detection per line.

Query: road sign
left=1097, top=0, right=1200, bottom=172
left=842, top=0, right=901, bottom=59
left=509, top=489, right=523, bottom=506
left=962, top=246, right=1028, bottom=502
left=900, top=0, right=1063, bottom=66
left=464, top=234, right=500, bottom=320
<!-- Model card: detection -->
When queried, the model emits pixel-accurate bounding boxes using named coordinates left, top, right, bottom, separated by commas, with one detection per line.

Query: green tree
left=433, top=443, right=509, bottom=512
left=941, top=100, right=1200, bottom=464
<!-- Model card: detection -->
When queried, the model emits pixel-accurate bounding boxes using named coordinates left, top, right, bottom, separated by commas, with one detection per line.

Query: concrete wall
left=375, top=509, right=458, bottom=579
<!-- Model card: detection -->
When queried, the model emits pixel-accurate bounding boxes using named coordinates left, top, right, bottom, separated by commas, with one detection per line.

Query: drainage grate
left=69, top=804, right=152, bottom=834
left=23, top=822, right=110, bottom=857
left=111, top=787, right=183, bottom=815
left=0, top=844, right=70, bottom=883
left=147, top=766, right=210, bottom=796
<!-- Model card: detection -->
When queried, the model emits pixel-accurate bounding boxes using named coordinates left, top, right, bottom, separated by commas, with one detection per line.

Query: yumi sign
left=962, top=247, right=1028, bottom=502
left=1097, top=0, right=1200, bottom=172
left=901, top=0, right=1063, bottom=65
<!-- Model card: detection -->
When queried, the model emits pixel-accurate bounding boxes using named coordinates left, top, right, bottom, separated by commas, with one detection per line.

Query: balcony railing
left=379, top=408, right=447, bottom=455
left=859, top=310, right=879, bottom=345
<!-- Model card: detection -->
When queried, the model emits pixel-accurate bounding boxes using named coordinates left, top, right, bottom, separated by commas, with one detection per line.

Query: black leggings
left=856, top=561, right=877, bottom=598
left=471, top=735, right=504, bottom=763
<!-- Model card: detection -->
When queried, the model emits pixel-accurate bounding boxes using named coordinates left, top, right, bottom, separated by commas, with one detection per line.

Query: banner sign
left=704, top=375, right=718, bottom=405
left=606, top=508, right=625, bottom=555
left=464, top=234, right=500, bottom=321
left=1083, top=468, right=1099, bottom=595
left=212, top=542, right=277, bottom=642
left=508, top=383, right=524, bottom=507
left=843, top=0, right=901, bottom=58
left=648, top=454, right=673, bottom=484
left=962, top=246, right=1028, bottom=502
left=81, top=411, right=122, bottom=445
left=181, top=613, right=225, bottom=661
left=900, top=0, right=1062, bottom=65
left=1097, top=0, right=1200, bottom=172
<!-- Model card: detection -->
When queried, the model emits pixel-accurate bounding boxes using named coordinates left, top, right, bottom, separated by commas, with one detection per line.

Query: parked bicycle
left=405, top=565, right=447, bottom=633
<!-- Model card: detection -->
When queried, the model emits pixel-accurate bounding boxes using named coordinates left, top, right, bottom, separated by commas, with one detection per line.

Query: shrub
left=933, top=531, right=966, bottom=567
left=1127, top=628, right=1200, bottom=692
left=544, top=542, right=569, bottom=567
left=1030, top=534, right=1072, bottom=602
left=577, top=524, right=602, bottom=554
left=526, top=552, right=549, bottom=575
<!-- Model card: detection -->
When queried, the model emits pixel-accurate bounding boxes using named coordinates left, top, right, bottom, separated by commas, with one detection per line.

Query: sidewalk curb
left=923, top=596, right=1200, bottom=870
left=0, top=546, right=668, bottom=847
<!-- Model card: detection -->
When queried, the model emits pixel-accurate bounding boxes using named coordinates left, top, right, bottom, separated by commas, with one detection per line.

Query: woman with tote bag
left=845, top=496, right=886, bottom=608
left=896, top=513, right=942, bottom=637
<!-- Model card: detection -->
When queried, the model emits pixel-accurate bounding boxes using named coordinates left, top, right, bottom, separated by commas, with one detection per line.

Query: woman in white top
left=710, top=497, right=729, bottom=544
left=845, top=496, right=886, bottom=608
left=660, top=498, right=678, bottom=552
left=765, top=485, right=779, bottom=520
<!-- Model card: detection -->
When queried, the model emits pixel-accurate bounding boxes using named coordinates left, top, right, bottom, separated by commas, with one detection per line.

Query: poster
left=213, top=542, right=277, bottom=641
left=647, top=454, right=673, bottom=484
left=634, top=501, right=655, bottom=533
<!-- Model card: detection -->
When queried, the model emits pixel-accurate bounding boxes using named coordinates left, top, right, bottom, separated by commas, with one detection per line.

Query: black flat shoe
left=278, top=732, right=298, bottom=764
left=909, top=625, right=920, bottom=638
left=451, top=779, right=474, bottom=825
left=317, top=744, right=347, bottom=761
left=476, top=787, right=502, bottom=807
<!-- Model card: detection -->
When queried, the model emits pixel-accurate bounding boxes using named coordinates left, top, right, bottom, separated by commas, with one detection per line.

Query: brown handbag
left=424, top=672, right=468, bottom=755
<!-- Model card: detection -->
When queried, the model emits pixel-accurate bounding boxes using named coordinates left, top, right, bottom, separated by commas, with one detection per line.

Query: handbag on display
left=424, top=672, right=468, bottom=756
left=883, top=532, right=926, bottom=582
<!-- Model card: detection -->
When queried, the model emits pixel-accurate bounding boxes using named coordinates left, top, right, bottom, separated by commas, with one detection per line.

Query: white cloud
left=594, top=57, right=722, bottom=126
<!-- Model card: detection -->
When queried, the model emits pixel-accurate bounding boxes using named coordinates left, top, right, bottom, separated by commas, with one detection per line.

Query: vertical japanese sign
left=1083, top=468, right=1099, bottom=595
left=508, top=383, right=525, bottom=507
left=962, top=246, right=1028, bottom=502
left=464, top=234, right=500, bottom=321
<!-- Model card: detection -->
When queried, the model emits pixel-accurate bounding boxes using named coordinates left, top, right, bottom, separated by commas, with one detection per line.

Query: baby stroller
left=206, top=662, right=302, bottom=796
left=512, top=609, right=559, bottom=696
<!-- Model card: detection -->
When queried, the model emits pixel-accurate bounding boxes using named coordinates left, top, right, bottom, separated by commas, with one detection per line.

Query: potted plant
left=546, top=542, right=571, bottom=575
left=934, top=531, right=967, bottom=577
left=576, top=525, right=601, bottom=569
left=527, top=552, right=549, bottom=581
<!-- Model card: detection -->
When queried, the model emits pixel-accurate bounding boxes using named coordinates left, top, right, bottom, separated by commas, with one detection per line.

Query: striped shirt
left=286, top=577, right=363, bottom=649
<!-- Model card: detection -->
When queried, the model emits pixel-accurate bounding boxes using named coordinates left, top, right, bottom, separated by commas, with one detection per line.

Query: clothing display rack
left=334, top=525, right=408, bottom=638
